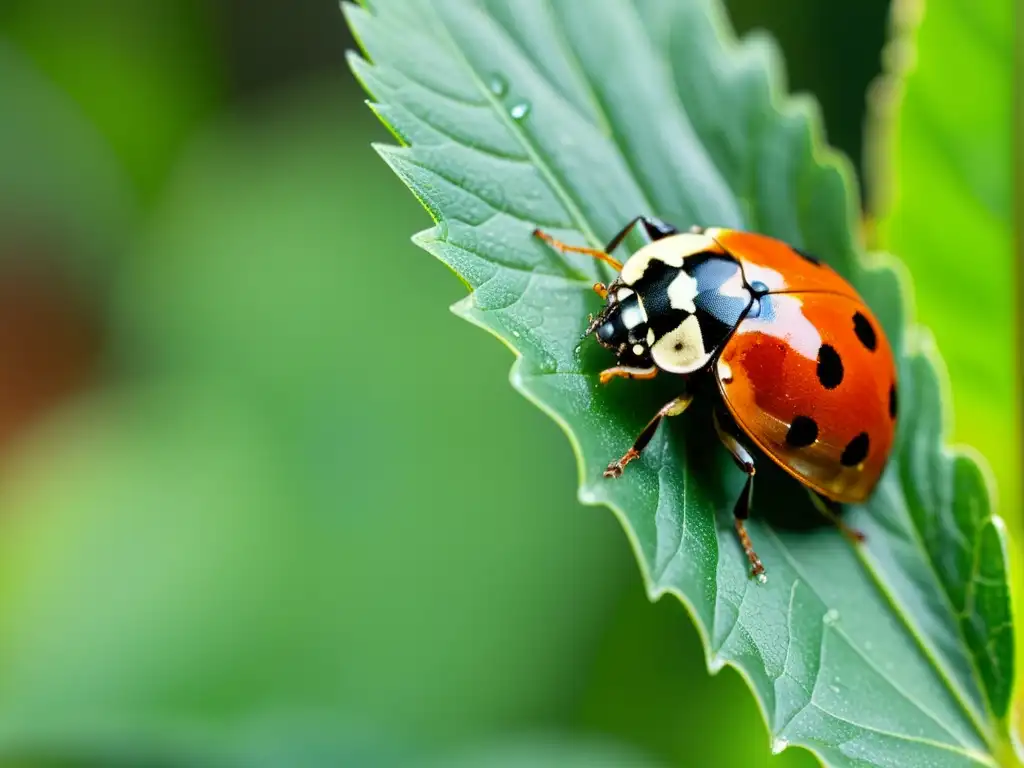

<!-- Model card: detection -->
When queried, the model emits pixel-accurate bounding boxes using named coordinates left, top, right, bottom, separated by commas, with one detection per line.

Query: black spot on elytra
left=674, top=342, right=683, bottom=351
left=853, top=312, right=877, bottom=351
left=816, top=344, right=844, bottom=389
left=793, top=246, right=821, bottom=266
left=889, top=383, right=898, bottom=420
left=786, top=416, right=818, bottom=447
left=841, top=432, right=870, bottom=467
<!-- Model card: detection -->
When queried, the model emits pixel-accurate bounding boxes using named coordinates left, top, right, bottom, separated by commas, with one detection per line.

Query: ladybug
left=533, top=216, right=897, bottom=582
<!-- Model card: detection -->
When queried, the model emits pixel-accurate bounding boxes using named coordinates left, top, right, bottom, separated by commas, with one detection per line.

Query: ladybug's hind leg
left=603, top=393, right=693, bottom=479
left=713, top=409, right=767, bottom=583
left=807, top=491, right=866, bottom=546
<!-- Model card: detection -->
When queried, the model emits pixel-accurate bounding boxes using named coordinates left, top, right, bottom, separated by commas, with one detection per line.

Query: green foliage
left=0, top=41, right=135, bottom=280
left=345, top=0, right=1018, bottom=765
left=865, top=0, right=1019, bottom=541
left=0, top=0, right=221, bottom=200
left=0, top=81, right=635, bottom=766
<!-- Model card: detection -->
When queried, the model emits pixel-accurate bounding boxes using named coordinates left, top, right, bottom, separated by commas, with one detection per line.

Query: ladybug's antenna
left=532, top=229, right=623, bottom=272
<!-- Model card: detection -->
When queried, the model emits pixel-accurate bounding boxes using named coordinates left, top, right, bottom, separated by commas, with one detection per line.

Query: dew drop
left=509, top=101, right=531, bottom=120
left=512, top=330, right=521, bottom=338
left=829, top=684, right=840, bottom=694
left=823, top=608, right=840, bottom=625
left=488, top=74, right=508, bottom=97
left=708, top=655, right=725, bottom=673
left=772, top=738, right=789, bottom=754
left=756, top=571, right=768, bottom=585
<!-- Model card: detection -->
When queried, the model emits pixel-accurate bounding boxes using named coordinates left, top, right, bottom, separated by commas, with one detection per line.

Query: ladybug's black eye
left=597, top=321, right=617, bottom=343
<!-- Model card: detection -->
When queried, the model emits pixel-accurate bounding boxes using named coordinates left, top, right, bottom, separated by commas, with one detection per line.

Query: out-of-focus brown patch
left=0, top=233, right=106, bottom=459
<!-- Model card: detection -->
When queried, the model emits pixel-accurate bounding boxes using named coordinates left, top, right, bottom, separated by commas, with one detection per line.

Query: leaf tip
left=339, top=0, right=370, bottom=31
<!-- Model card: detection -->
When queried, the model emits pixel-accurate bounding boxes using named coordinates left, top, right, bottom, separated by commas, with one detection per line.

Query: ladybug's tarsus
left=714, top=409, right=767, bottom=583
left=593, top=282, right=609, bottom=299
left=603, top=393, right=693, bottom=478
left=604, top=450, right=638, bottom=478
left=734, top=519, right=767, bottom=584
left=808, top=491, right=866, bottom=545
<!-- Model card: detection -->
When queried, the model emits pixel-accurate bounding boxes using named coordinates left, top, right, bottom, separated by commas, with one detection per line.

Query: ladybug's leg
left=807, top=491, right=866, bottom=545
left=713, top=409, right=767, bottom=583
left=602, top=215, right=679, bottom=254
left=598, top=365, right=658, bottom=385
left=603, top=393, right=693, bottom=479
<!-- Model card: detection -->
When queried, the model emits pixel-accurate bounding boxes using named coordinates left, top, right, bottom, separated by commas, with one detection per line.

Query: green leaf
left=864, top=0, right=1019, bottom=570
left=344, top=0, right=1018, bottom=766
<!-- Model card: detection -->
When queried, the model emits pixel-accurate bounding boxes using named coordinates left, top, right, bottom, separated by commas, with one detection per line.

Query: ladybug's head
left=587, top=285, right=653, bottom=367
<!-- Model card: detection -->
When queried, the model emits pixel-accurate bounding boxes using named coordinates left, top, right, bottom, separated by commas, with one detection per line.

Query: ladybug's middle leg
left=603, top=393, right=693, bottom=479
left=713, top=409, right=767, bottom=583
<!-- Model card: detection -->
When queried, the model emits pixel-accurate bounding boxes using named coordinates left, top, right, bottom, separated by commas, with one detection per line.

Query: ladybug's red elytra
left=534, top=217, right=897, bottom=582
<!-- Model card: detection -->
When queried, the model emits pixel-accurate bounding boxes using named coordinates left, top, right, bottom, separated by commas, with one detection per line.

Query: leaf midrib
left=761, top=524, right=992, bottom=762
left=424, top=1, right=606, bottom=253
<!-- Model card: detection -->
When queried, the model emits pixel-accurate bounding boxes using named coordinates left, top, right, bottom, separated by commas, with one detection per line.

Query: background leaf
left=0, top=84, right=630, bottom=760
left=864, top=0, right=1019, bottom=594
left=345, top=0, right=1018, bottom=765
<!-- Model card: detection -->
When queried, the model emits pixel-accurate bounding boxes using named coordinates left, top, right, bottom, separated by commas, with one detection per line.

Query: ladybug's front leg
left=603, top=393, right=693, bottom=479
left=598, top=365, right=658, bottom=385
left=713, top=409, right=767, bottom=583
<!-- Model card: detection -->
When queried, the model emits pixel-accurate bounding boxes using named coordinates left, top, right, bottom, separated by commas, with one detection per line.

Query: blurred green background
left=0, top=1, right=1014, bottom=766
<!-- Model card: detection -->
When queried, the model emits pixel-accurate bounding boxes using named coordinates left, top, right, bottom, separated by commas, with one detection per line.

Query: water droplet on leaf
left=509, top=102, right=531, bottom=120
left=823, top=608, right=840, bottom=625
left=488, top=75, right=508, bottom=97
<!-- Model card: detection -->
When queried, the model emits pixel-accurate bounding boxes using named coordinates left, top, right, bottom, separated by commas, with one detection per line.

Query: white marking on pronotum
left=632, top=344, right=645, bottom=357
left=619, top=233, right=717, bottom=285
left=667, top=270, right=698, bottom=312
left=651, top=315, right=708, bottom=373
left=646, top=328, right=656, bottom=345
